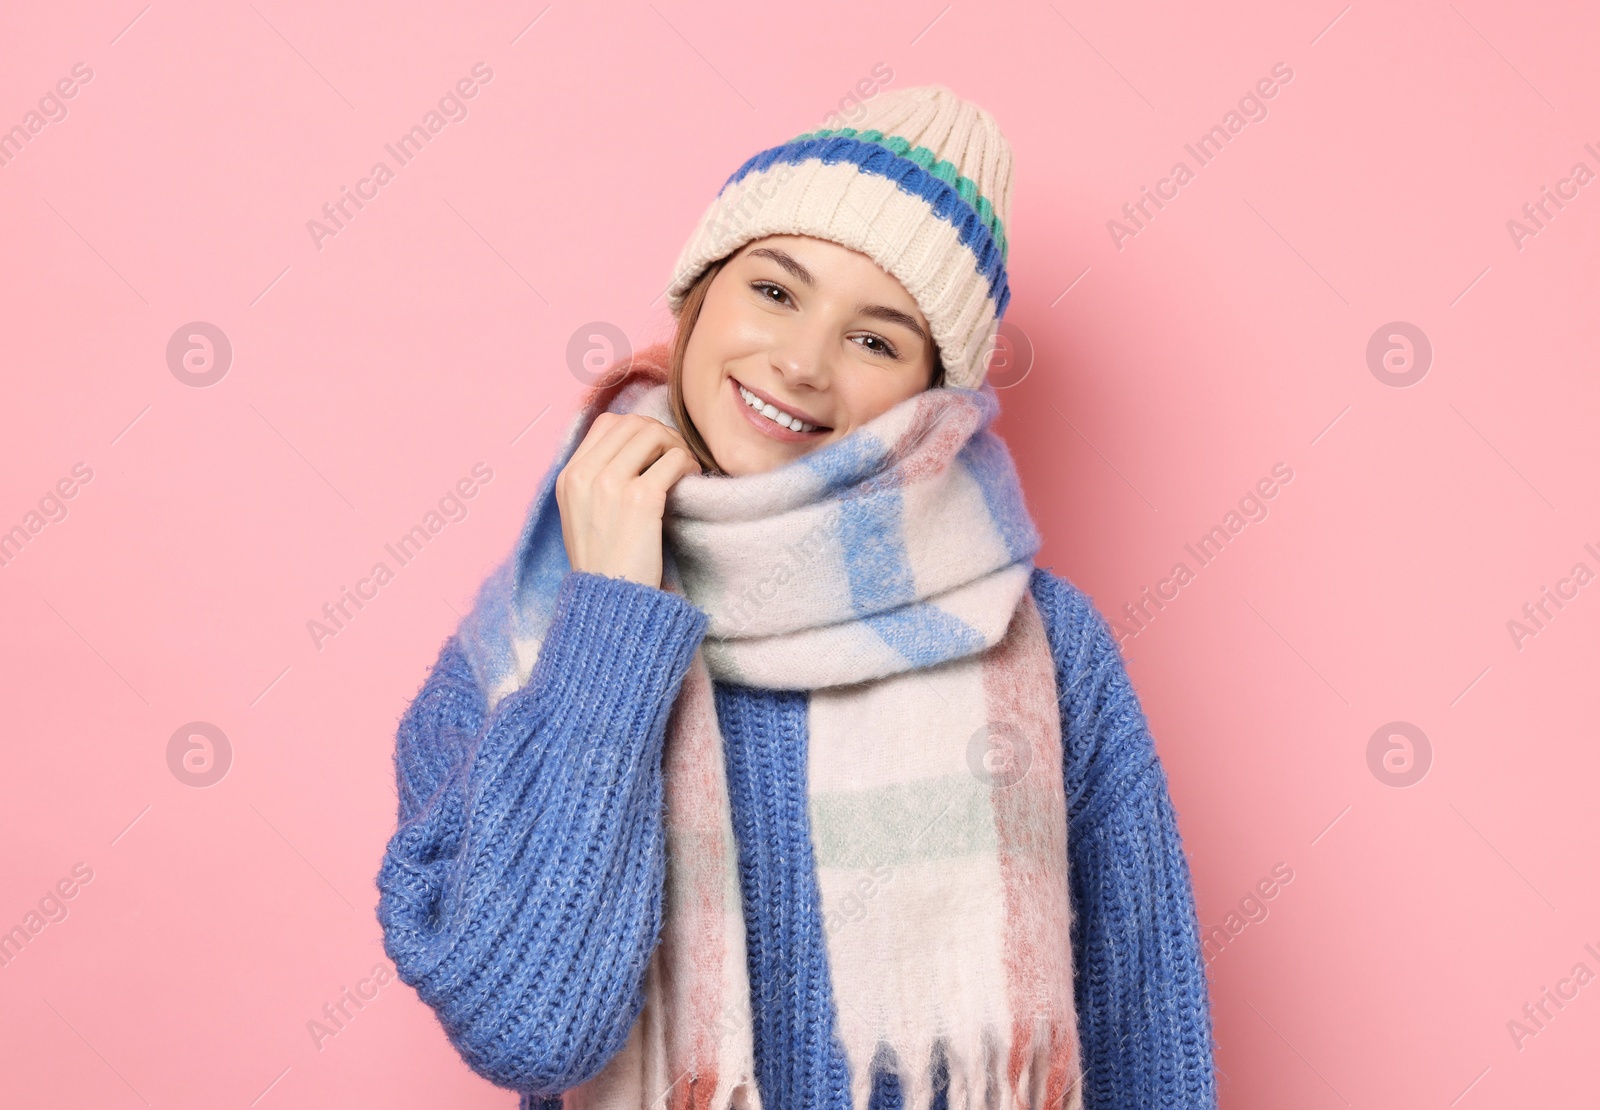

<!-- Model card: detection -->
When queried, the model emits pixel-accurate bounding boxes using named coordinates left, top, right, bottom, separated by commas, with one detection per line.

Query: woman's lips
left=729, top=376, right=829, bottom=443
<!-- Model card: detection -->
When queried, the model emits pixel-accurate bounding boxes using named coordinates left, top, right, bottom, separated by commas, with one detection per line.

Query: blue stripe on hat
left=721, top=136, right=1010, bottom=319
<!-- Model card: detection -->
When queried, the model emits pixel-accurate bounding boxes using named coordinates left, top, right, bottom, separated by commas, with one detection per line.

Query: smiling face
left=678, top=234, right=941, bottom=477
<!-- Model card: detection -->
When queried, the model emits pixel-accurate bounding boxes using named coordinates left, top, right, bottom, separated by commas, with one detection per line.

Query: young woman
left=376, top=85, right=1216, bottom=1109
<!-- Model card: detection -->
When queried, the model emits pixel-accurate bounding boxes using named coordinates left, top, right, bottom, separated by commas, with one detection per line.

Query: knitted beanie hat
left=665, top=84, right=1015, bottom=391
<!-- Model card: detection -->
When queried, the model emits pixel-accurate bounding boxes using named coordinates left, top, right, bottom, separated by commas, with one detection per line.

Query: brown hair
left=667, top=253, right=948, bottom=476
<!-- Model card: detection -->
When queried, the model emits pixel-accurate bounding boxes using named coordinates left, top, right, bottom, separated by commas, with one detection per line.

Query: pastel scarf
left=455, top=343, right=1083, bottom=1109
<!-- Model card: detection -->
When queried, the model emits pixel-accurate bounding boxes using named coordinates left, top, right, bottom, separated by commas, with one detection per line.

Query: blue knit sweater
left=376, top=566, right=1217, bottom=1108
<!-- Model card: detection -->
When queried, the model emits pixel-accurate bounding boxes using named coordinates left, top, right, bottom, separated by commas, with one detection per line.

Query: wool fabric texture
left=666, top=84, right=1014, bottom=391
left=376, top=569, right=1220, bottom=1108
left=445, top=343, right=1083, bottom=1109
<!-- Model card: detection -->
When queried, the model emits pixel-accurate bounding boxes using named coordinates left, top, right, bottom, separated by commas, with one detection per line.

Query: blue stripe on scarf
left=796, top=414, right=1029, bottom=668
left=797, top=418, right=896, bottom=497
left=834, top=473, right=988, bottom=666
left=863, top=603, right=986, bottom=667
left=722, top=136, right=1010, bottom=319
left=805, top=426, right=988, bottom=664
left=957, top=431, right=1042, bottom=561
left=836, top=490, right=914, bottom=610
left=517, top=486, right=572, bottom=606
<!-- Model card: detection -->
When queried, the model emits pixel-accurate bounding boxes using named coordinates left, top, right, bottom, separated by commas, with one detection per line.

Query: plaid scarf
left=456, top=343, right=1082, bottom=1109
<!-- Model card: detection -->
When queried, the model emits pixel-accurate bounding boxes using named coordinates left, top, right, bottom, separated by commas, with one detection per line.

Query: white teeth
left=739, top=384, right=818, bottom=432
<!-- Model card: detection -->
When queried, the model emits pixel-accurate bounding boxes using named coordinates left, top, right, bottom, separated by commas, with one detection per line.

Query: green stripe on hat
left=793, top=127, right=1009, bottom=263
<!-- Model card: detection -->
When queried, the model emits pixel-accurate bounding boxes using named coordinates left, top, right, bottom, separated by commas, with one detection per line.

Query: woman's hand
left=556, top=412, right=704, bottom=590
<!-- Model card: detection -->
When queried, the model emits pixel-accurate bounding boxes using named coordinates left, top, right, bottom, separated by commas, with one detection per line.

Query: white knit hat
left=666, top=84, right=1014, bottom=390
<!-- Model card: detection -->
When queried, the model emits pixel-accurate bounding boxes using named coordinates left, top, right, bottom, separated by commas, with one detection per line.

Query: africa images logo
left=305, top=62, right=494, bottom=250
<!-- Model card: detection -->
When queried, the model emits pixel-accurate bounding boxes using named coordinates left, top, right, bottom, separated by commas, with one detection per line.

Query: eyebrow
left=745, top=246, right=930, bottom=344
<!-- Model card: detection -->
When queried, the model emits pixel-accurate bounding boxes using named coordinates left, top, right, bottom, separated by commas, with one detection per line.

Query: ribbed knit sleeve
left=1029, top=566, right=1219, bottom=1110
left=375, top=569, right=710, bottom=1098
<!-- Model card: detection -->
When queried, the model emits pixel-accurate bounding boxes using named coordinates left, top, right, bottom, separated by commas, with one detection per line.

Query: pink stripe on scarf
left=660, top=663, right=729, bottom=1110
left=982, top=591, right=1083, bottom=1108
left=880, top=389, right=984, bottom=489
left=576, top=343, right=670, bottom=411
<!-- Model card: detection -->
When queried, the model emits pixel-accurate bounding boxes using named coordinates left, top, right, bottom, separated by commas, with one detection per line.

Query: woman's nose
left=770, top=323, right=831, bottom=389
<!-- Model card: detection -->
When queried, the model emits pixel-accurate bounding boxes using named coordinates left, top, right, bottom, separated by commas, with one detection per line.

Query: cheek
left=837, top=373, right=923, bottom=429
left=679, top=347, right=717, bottom=431
left=680, top=302, right=767, bottom=422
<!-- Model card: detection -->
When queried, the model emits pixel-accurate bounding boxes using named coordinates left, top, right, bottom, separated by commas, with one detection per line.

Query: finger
left=567, top=412, right=662, bottom=477
left=640, top=420, right=699, bottom=473
left=637, top=445, right=702, bottom=497
left=607, top=420, right=702, bottom=482
left=579, top=416, right=697, bottom=484
left=566, top=411, right=631, bottom=471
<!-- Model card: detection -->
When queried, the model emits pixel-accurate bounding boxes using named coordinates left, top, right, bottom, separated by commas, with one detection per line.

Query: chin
left=712, top=437, right=780, bottom=478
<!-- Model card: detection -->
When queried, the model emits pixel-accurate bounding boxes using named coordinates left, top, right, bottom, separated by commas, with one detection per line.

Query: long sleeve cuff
left=529, top=570, right=711, bottom=726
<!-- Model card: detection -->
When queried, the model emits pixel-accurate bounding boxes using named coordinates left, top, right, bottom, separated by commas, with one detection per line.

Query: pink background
left=2, top=1, right=1597, bottom=1106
